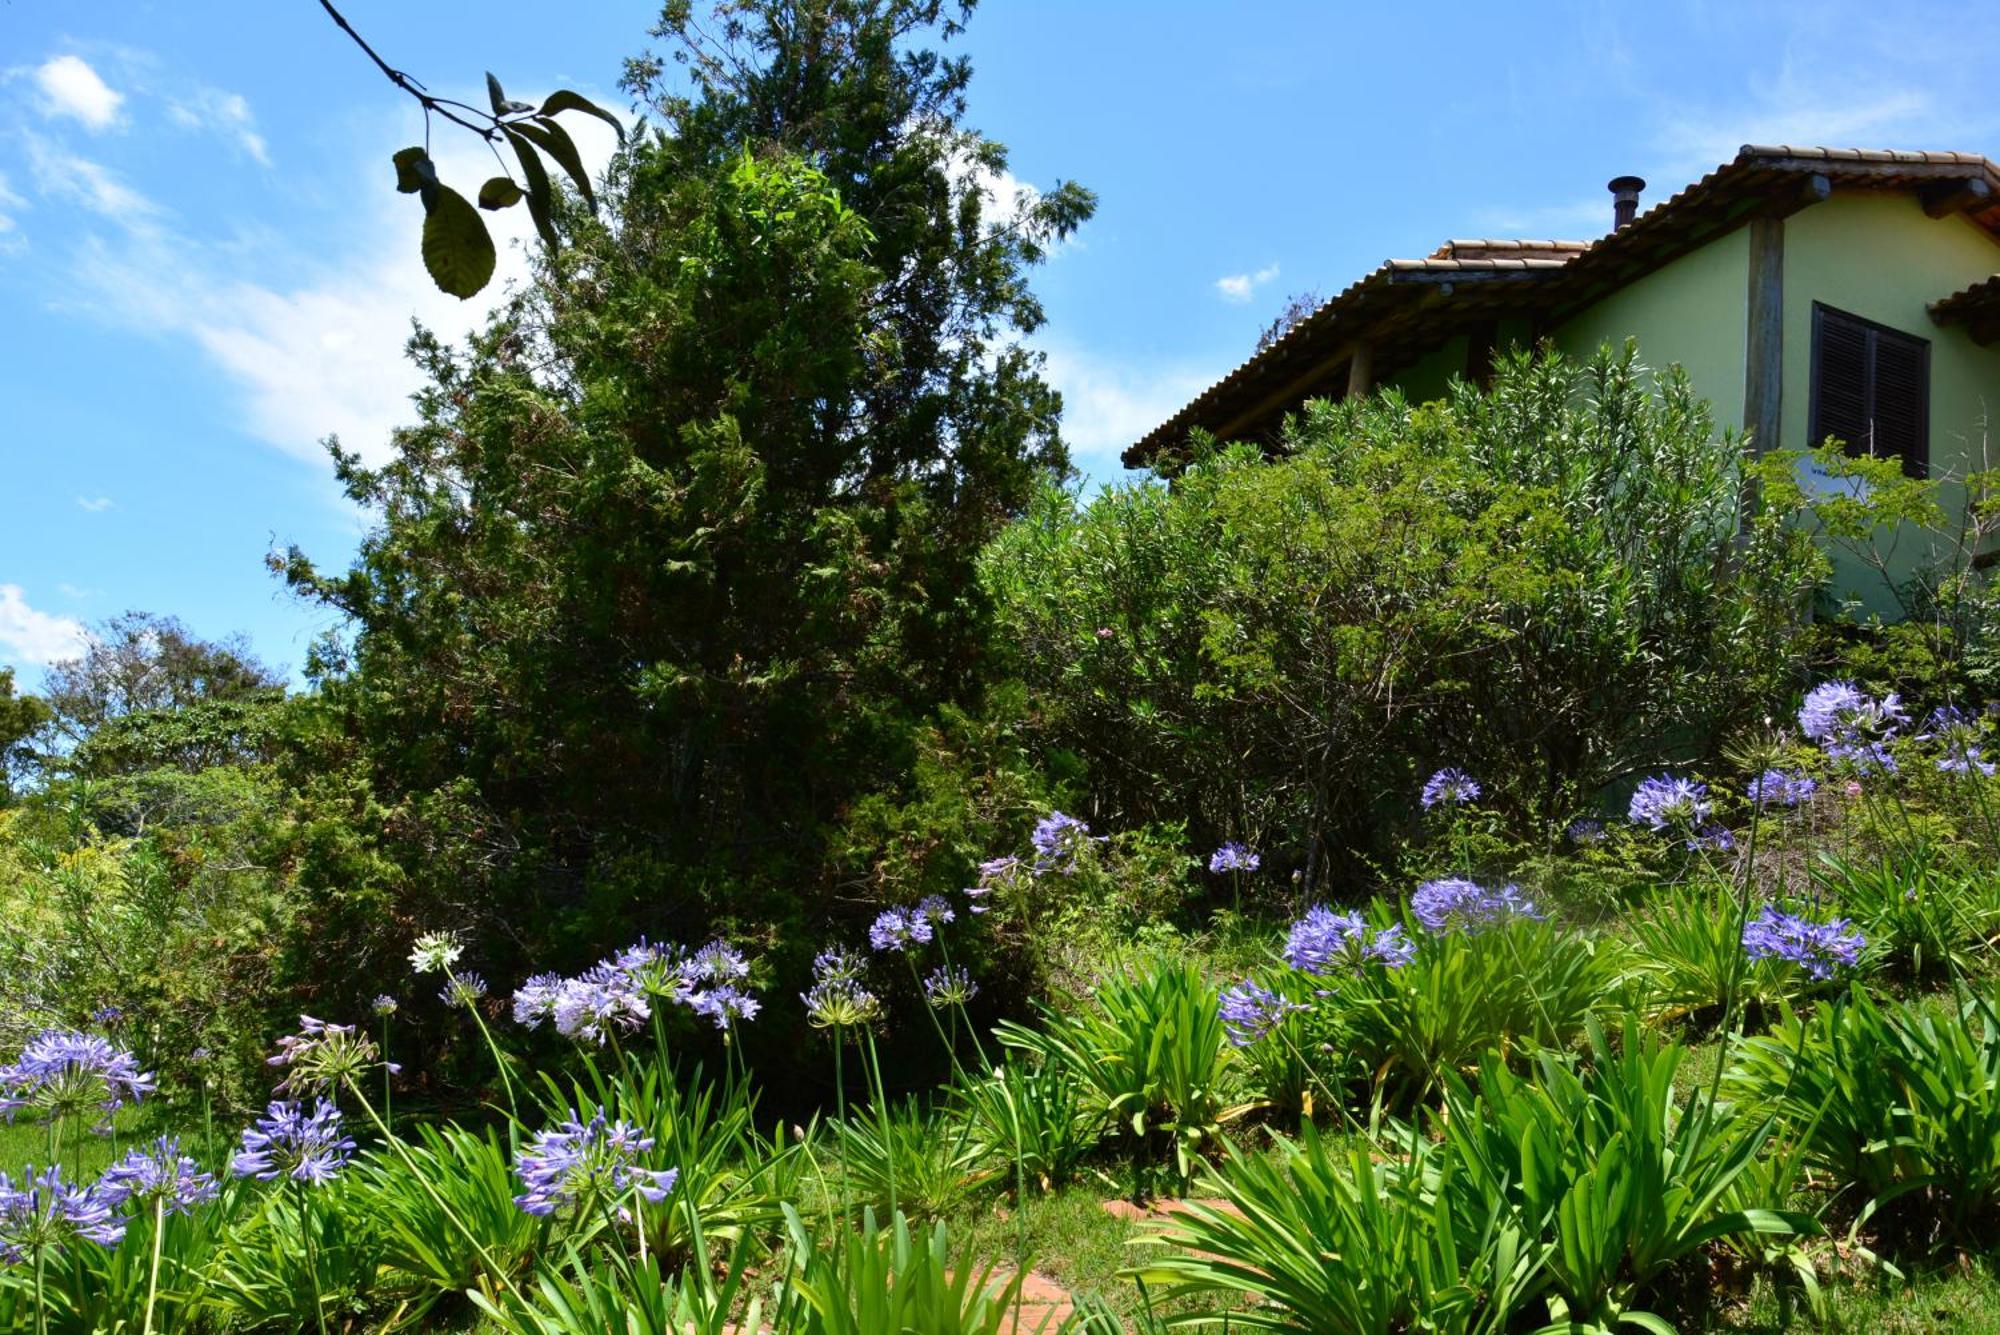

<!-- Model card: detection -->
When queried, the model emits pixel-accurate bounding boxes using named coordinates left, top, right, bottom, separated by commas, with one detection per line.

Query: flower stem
left=294, top=1179, right=327, bottom=1335
left=142, top=1194, right=164, bottom=1335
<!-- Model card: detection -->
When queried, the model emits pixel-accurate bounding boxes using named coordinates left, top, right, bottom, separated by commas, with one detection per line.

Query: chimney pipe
left=1608, top=175, right=1646, bottom=231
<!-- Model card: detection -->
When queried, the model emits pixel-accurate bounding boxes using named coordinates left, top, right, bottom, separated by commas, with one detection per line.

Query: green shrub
left=1728, top=986, right=2000, bottom=1242
left=983, top=343, right=1823, bottom=876
left=1627, top=880, right=1794, bottom=1028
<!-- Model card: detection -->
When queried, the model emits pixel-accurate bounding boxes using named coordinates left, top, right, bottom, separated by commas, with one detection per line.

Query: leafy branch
left=316, top=0, right=624, bottom=298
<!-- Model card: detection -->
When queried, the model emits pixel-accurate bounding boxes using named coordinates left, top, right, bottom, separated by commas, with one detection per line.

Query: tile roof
left=1124, top=145, right=2000, bottom=469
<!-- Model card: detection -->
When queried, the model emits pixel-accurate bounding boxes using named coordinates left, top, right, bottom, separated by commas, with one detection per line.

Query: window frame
left=1806, top=300, right=1930, bottom=477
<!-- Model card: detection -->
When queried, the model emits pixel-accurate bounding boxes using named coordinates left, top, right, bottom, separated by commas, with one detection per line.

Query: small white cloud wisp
left=33, top=56, right=125, bottom=132
left=1215, top=262, right=1279, bottom=304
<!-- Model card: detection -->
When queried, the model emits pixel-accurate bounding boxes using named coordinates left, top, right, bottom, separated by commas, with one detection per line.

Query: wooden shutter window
left=1808, top=302, right=1930, bottom=476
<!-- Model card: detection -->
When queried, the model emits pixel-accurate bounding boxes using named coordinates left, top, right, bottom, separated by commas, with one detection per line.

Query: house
left=1126, top=146, right=2000, bottom=604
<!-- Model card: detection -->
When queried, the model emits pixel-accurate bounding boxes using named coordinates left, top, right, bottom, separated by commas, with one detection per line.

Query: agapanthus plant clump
left=98, top=1136, right=218, bottom=1215
left=1419, top=768, right=1482, bottom=810
left=1800, top=680, right=1906, bottom=772
left=1283, top=906, right=1415, bottom=974
left=0, top=1030, right=155, bottom=1133
left=1410, top=878, right=1542, bottom=933
left=232, top=1099, right=355, bottom=1185
left=0, top=1167, right=125, bottom=1262
left=1217, top=980, right=1308, bottom=1047
left=1742, top=906, right=1866, bottom=980
left=513, top=1108, right=678, bottom=1217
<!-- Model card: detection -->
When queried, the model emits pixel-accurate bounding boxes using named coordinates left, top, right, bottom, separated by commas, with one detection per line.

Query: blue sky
left=4, top=1, right=1998, bottom=683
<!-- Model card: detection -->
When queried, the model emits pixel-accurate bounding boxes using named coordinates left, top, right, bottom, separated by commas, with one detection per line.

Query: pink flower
left=1094, top=627, right=1114, bottom=640
left=1844, top=780, right=1863, bottom=798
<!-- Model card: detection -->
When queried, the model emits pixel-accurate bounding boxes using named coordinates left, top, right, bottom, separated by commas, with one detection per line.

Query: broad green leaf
left=540, top=89, right=625, bottom=142
left=477, top=176, right=524, bottom=211
left=485, top=71, right=532, bottom=116
left=512, top=117, right=595, bottom=209
left=391, top=146, right=434, bottom=194
left=502, top=127, right=560, bottom=251
left=420, top=184, right=496, bottom=299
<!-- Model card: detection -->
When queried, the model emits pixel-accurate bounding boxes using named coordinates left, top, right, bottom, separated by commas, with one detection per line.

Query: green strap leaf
left=511, top=116, right=595, bottom=210
left=539, top=89, right=625, bottom=143
left=420, top=184, right=496, bottom=299
left=477, top=176, right=524, bottom=211
left=484, top=71, right=532, bottom=117
left=502, top=127, right=560, bottom=251
left=391, top=147, right=434, bottom=194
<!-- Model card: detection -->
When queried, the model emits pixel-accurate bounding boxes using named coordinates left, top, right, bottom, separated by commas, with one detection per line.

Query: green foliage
left=278, top=0, right=1094, bottom=1001
left=949, top=1051, right=1101, bottom=1194
left=984, top=344, right=1824, bottom=879
left=1341, top=916, right=1626, bottom=1102
left=1813, top=845, right=2000, bottom=981
left=1728, top=986, right=2000, bottom=1243
left=0, top=669, right=47, bottom=804
left=1136, top=1127, right=1539, bottom=1334
left=998, top=956, right=1247, bottom=1192
left=776, top=1206, right=1038, bottom=1335
left=1628, top=880, right=1794, bottom=1028
left=1445, top=1020, right=1810, bottom=1330
left=835, top=1099, right=989, bottom=1221
left=355, top=1123, right=545, bottom=1310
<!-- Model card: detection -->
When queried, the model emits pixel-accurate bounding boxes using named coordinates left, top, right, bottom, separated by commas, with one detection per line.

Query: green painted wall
left=1780, top=194, right=2000, bottom=609
left=1386, top=334, right=1469, bottom=403
left=1549, top=225, right=1750, bottom=429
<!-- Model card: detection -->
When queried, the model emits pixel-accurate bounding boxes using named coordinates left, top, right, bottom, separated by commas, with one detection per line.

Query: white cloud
left=0, top=585, right=88, bottom=669
left=22, top=133, right=159, bottom=228
left=41, top=109, right=618, bottom=469
left=74, top=496, right=114, bottom=513
left=0, top=171, right=22, bottom=254
left=33, top=55, right=124, bottom=132
left=55, top=583, right=98, bottom=600
left=1215, top=262, right=1279, bottom=304
left=168, top=87, right=269, bottom=166
left=1036, top=339, right=1214, bottom=486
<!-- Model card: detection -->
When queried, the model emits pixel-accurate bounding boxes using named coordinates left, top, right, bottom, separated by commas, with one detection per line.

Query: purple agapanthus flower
left=1627, top=775, right=1713, bottom=832
left=1419, top=768, right=1482, bottom=810
left=686, top=984, right=761, bottom=1032
left=965, top=855, right=1025, bottom=914
left=440, top=972, right=489, bottom=1009
left=0, top=1167, right=125, bottom=1262
left=267, top=1015, right=396, bottom=1095
left=1410, top=878, right=1542, bottom=933
left=802, top=948, right=880, bottom=1030
left=1923, top=706, right=1998, bottom=776
left=1566, top=817, right=1606, bottom=845
left=1217, top=981, right=1309, bottom=1047
left=688, top=941, right=750, bottom=985
left=1030, top=811, right=1100, bottom=874
left=551, top=963, right=651, bottom=1044
left=98, top=1137, right=218, bottom=1215
left=916, top=895, right=957, bottom=928
left=514, top=1108, right=678, bottom=1217
left=1800, top=681, right=1906, bottom=771
left=1209, top=842, right=1261, bottom=874
left=1283, top=906, right=1416, bottom=974
left=868, top=906, right=934, bottom=953
left=1747, top=769, right=1818, bottom=808
left=231, top=1099, right=355, bottom=1186
left=512, top=973, right=565, bottom=1028
left=1742, top=905, right=1865, bottom=980
left=1689, top=825, right=1736, bottom=852
left=0, top=1031, right=155, bottom=1133
left=923, top=964, right=978, bottom=1008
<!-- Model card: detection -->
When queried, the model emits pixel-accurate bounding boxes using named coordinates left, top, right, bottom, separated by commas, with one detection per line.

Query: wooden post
left=1345, top=341, right=1374, bottom=398
left=1743, top=215, right=1784, bottom=455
